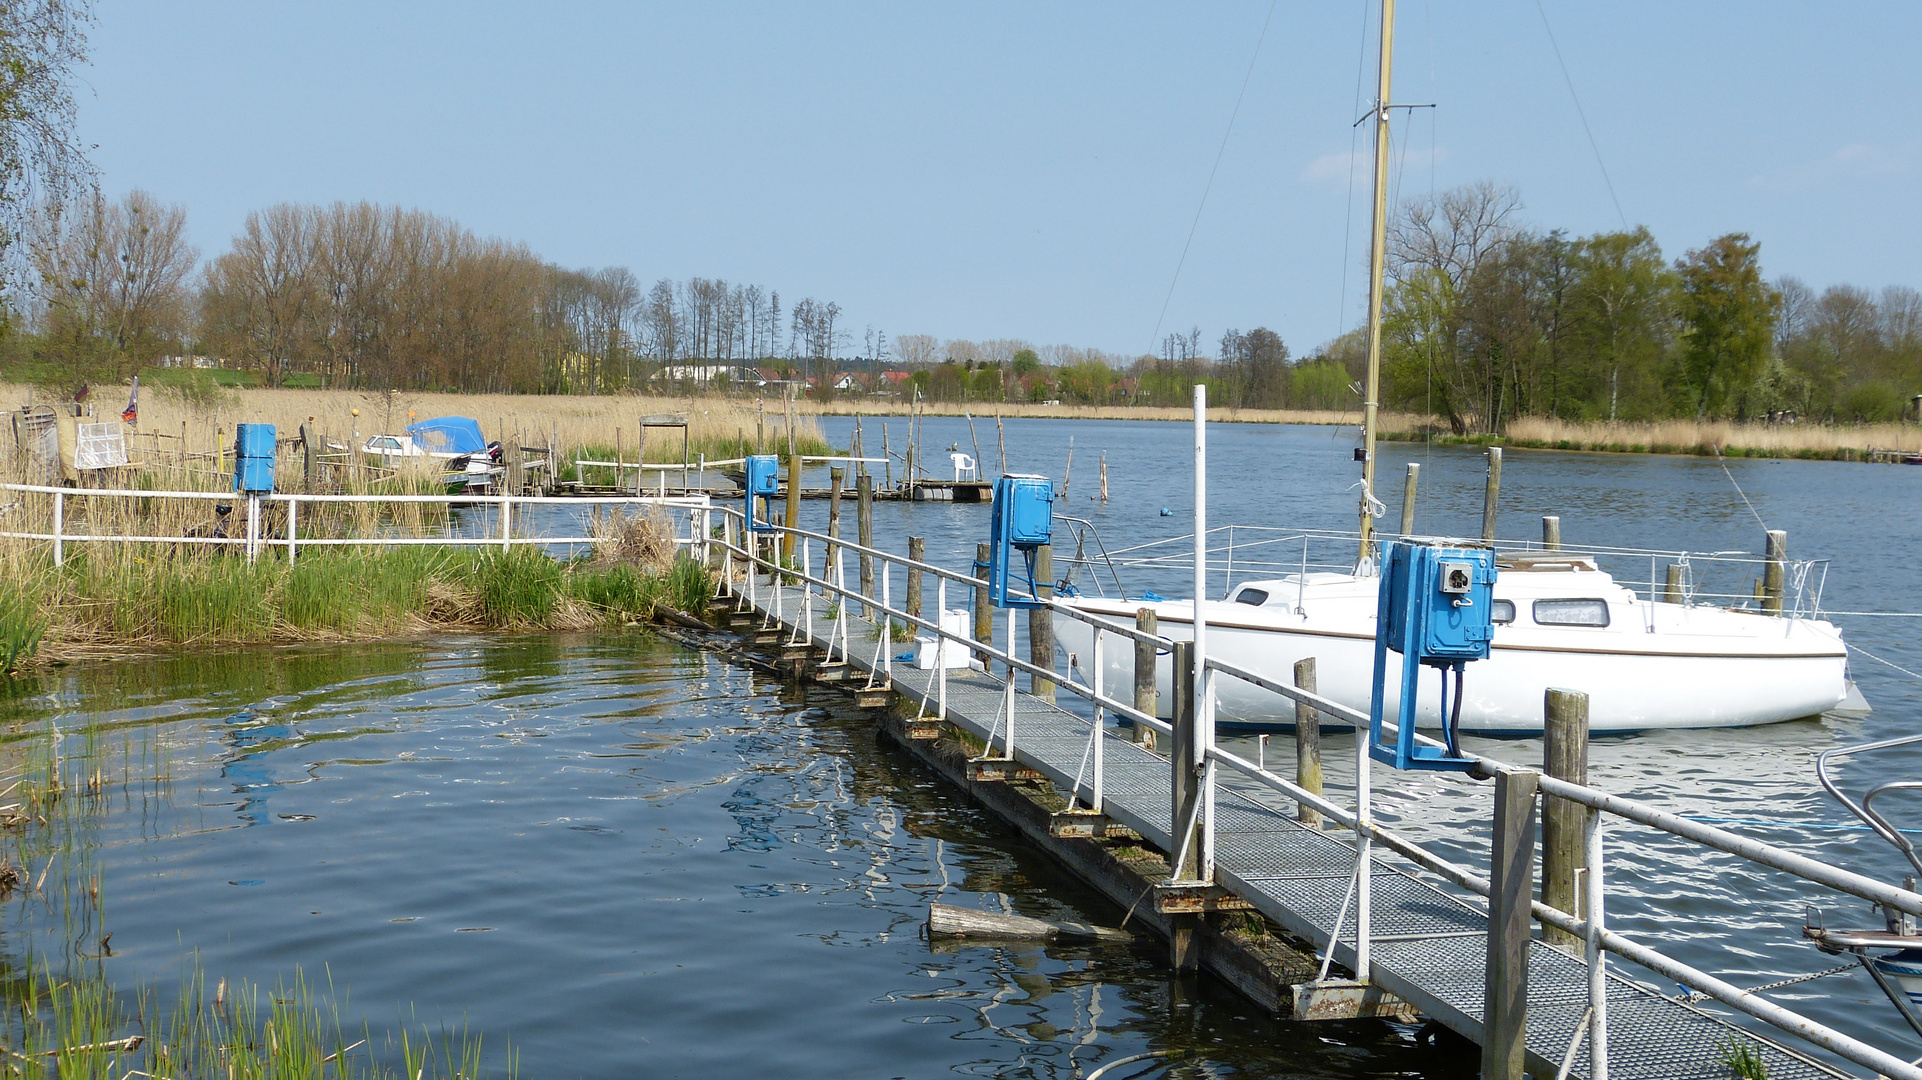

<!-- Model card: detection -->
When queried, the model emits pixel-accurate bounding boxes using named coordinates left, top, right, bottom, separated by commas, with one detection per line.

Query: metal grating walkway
left=744, top=584, right=1850, bottom=1079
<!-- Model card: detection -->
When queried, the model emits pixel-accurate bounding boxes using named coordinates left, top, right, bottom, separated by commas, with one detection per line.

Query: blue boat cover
left=405, top=416, right=487, bottom=455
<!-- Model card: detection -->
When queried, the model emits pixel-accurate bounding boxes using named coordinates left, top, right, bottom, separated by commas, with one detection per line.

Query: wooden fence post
left=1134, top=608, right=1158, bottom=747
left=1295, top=658, right=1322, bottom=827
left=1542, top=688, right=1588, bottom=951
left=1029, top=544, right=1054, bottom=701
left=1483, top=767, right=1537, bottom=1080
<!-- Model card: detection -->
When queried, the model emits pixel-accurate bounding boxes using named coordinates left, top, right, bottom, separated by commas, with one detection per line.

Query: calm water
left=8, top=415, right=1921, bottom=1076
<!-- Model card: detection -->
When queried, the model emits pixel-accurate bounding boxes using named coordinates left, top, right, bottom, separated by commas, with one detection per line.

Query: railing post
left=857, top=474, right=875, bottom=612
left=907, top=536, right=924, bottom=619
left=1584, top=808, right=1611, bottom=1080
left=1482, top=446, right=1502, bottom=543
left=1199, top=663, right=1216, bottom=883
left=1763, top=528, right=1787, bottom=615
left=1029, top=543, right=1054, bottom=702
left=1543, top=688, right=1589, bottom=952
left=1002, top=602, right=1017, bottom=760
left=1170, top=640, right=1197, bottom=880
left=936, top=578, right=948, bottom=720
left=1134, top=607, right=1157, bottom=747
left=1484, top=767, right=1538, bottom=1080
left=1400, top=461, right=1420, bottom=537
left=501, top=496, right=513, bottom=551
left=1091, top=627, right=1104, bottom=814
left=246, top=493, right=261, bottom=564
left=1295, top=657, right=1322, bottom=828
left=51, top=491, right=63, bottom=567
left=973, top=542, right=993, bottom=665
left=287, top=497, right=299, bottom=567
left=880, top=556, right=893, bottom=685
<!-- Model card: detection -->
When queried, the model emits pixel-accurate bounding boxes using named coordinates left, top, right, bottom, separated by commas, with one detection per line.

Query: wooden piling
left=1481, top=447, right=1502, bottom=542
left=1542, top=688, right=1588, bottom=952
left=973, top=542, right=994, bottom=664
left=299, top=421, right=318, bottom=493
left=1484, top=767, right=1537, bottom=1080
left=1170, top=640, right=1197, bottom=882
left=1664, top=564, right=1684, bottom=604
left=857, top=474, right=875, bottom=608
left=827, top=466, right=845, bottom=579
left=1541, top=515, right=1561, bottom=551
left=1763, top=529, right=1787, bottom=615
left=783, top=451, right=803, bottom=561
left=1029, top=544, right=1055, bottom=702
left=504, top=440, right=524, bottom=496
left=1295, top=658, right=1322, bottom=828
left=1399, top=462, right=1419, bottom=537
left=907, top=537, right=925, bottom=619
left=1169, top=638, right=1200, bottom=973
left=1134, top=608, right=1158, bottom=747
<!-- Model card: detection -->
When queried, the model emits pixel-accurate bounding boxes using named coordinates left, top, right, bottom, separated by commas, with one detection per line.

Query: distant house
left=1111, top=378, right=1138, bottom=401
left=829, top=371, right=862, bottom=392
left=655, top=364, right=762, bottom=387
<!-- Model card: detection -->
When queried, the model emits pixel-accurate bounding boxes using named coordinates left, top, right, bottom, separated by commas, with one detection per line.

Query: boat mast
left=1358, top=0, right=1396, bottom=557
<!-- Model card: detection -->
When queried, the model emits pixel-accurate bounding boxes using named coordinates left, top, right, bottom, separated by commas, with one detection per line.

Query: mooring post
left=1542, top=688, right=1589, bottom=952
left=907, top=537, right=925, bottom=620
left=973, top=542, right=993, bottom=664
left=1295, top=658, right=1322, bottom=828
left=783, top=450, right=803, bottom=563
left=1763, top=529, right=1787, bottom=615
left=1664, top=564, right=1684, bottom=604
left=827, top=467, right=844, bottom=581
left=1481, top=447, right=1502, bottom=543
left=1399, top=462, right=1420, bottom=537
left=300, top=421, right=318, bottom=493
left=857, top=474, right=875, bottom=612
left=1484, top=767, right=1538, bottom=1080
left=1029, top=544, right=1055, bottom=702
left=504, top=440, right=525, bottom=496
left=1134, top=608, right=1158, bottom=747
left=1542, top=515, right=1561, bottom=551
left=1169, top=639, right=1199, bottom=973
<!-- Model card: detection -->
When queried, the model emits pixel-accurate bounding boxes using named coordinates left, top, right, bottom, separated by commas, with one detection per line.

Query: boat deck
left=742, top=581, right=1853, bottom=1079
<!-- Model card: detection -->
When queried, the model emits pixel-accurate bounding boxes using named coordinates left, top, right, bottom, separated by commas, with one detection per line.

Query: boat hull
left=1055, top=599, right=1848, bottom=734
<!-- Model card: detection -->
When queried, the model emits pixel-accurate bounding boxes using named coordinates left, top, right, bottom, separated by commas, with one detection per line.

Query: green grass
left=11, top=545, right=713, bottom=655
left=1719, top=1035, right=1768, bottom=1079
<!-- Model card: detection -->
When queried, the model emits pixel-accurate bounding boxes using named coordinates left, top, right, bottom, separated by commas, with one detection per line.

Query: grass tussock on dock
left=1382, top=415, right=1922, bottom=460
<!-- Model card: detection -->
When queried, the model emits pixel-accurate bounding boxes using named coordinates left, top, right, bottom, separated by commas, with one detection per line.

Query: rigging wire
left=1531, top=0, right=1628, bottom=229
left=1146, top=0, right=1279, bottom=355
left=1334, top=0, right=1375, bottom=347
left=1711, top=448, right=1770, bottom=533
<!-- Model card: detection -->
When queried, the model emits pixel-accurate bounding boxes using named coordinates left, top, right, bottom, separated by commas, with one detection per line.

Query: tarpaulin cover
left=405, top=417, right=487, bottom=455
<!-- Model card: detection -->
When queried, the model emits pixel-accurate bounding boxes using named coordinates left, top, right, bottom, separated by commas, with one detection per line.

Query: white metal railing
left=1181, top=647, right=1922, bottom=1079
left=571, top=454, right=887, bottom=495
left=0, top=482, right=712, bottom=566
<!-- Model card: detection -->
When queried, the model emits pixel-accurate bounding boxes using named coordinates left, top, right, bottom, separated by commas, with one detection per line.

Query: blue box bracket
left=1367, top=540, right=1496, bottom=772
left=988, top=475, right=1053, bottom=608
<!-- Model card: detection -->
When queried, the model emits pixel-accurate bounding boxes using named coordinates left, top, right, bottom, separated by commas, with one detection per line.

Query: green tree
left=1568, top=227, right=1672, bottom=421
left=1676, top=234, right=1779, bottom=417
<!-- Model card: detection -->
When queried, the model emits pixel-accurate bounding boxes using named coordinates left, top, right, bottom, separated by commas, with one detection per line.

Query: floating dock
left=726, top=577, right=1855, bottom=1080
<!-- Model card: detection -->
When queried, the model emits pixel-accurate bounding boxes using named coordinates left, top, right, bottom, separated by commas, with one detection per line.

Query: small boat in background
left=361, top=416, right=507, bottom=493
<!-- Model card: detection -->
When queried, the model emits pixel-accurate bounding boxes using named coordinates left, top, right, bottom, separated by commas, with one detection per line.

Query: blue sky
left=75, top=2, right=1922, bottom=358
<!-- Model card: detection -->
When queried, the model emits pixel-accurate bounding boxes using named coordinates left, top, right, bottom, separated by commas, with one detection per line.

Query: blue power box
left=233, top=423, right=276, bottom=493
left=744, top=454, right=780, bottom=533
left=988, top=475, right=1054, bottom=607
left=1368, top=540, right=1497, bottom=772
left=1382, top=543, right=1496, bottom=662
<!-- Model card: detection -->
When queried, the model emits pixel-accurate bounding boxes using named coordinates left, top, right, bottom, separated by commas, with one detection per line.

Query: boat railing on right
left=1055, top=520, right=1833, bottom=620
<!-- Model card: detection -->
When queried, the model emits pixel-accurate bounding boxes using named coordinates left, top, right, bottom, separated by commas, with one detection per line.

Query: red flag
left=121, top=376, right=139, bottom=424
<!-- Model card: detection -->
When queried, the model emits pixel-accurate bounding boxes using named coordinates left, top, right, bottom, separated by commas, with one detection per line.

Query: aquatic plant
left=0, top=586, right=45, bottom=676
left=1719, top=1034, right=1768, bottom=1079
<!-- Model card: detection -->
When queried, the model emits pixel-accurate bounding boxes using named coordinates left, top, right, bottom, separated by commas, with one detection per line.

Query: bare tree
left=0, top=0, right=95, bottom=294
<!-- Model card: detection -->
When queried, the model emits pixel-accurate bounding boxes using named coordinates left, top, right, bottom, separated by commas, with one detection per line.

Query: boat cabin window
left=1233, top=588, right=1269, bottom=606
left=370, top=437, right=400, bottom=450
left=1531, top=599, right=1610, bottom=627
left=1490, top=599, right=1515, bottom=625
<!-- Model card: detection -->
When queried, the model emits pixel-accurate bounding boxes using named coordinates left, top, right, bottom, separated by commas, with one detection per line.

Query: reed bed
left=1, top=382, right=831, bottom=466
left=1398, top=416, right=1922, bottom=460
left=802, top=398, right=1411, bottom=430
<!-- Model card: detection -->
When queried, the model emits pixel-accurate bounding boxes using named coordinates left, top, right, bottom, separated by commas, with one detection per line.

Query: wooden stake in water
left=965, top=412, right=985, bottom=479
left=857, top=474, right=875, bottom=609
left=996, top=413, right=1007, bottom=475
left=1542, top=687, right=1589, bottom=952
left=1481, top=447, right=1502, bottom=542
left=974, top=542, right=994, bottom=665
left=1664, top=564, right=1684, bottom=604
left=1134, top=608, right=1158, bottom=747
left=1061, top=437, right=1074, bottom=500
left=1400, top=462, right=1419, bottom=537
left=1295, top=658, right=1322, bottom=828
left=1029, top=544, right=1054, bottom=702
left=784, top=450, right=802, bottom=562
left=828, top=466, right=845, bottom=578
left=907, top=536, right=924, bottom=619
left=1542, top=515, right=1561, bottom=551
left=1763, top=529, right=1787, bottom=615
left=1099, top=452, right=1109, bottom=504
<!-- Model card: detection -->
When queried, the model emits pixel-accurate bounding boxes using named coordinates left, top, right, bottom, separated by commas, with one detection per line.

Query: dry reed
left=802, top=398, right=1412, bottom=430
left=1464, top=416, right=1922, bottom=459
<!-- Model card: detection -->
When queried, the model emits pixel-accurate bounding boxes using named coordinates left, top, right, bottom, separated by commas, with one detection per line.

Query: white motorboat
left=1055, top=550, right=1851, bottom=733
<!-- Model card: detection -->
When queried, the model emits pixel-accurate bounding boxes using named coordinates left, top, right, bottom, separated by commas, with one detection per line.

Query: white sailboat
left=1053, top=0, right=1853, bottom=734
